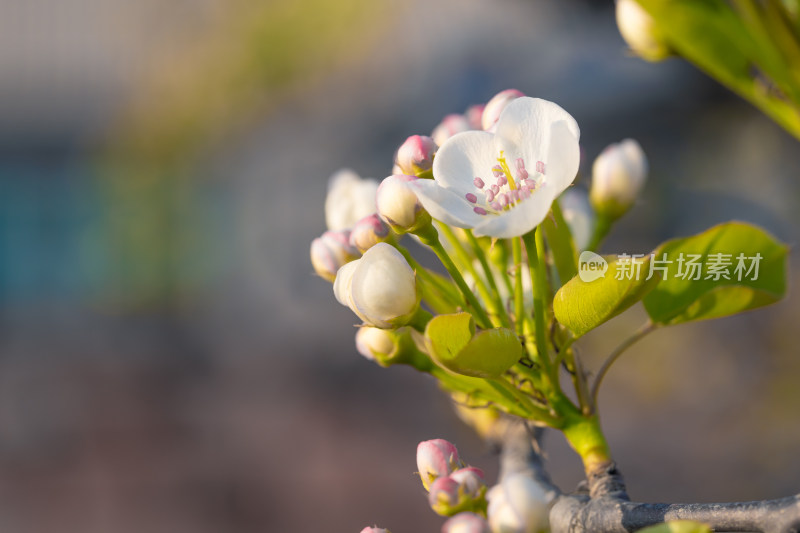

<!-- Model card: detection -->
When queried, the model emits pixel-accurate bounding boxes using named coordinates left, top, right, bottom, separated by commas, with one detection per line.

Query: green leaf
left=554, top=254, right=661, bottom=338
left=643, top=222, right=788, bottom=325
left=637, top=520, right=712, bottom=533
left=424, top=313, right=521, bottom=378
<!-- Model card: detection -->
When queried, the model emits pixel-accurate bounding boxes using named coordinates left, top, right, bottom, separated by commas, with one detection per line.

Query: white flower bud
left=590, top=139, right=648, bottom=220
left=325, top=169, right=379, bottom=231
left=481, top=89, right=524, bottom=131
left=355, top=326, right=396, bottom=362
left=417, top=438, right=460, bottom=491
left=310, top=230, right=359, bottom=282
left=395, top=135, right=438, bottom=175
left=487, top=473, right=550, bottom=533
left=559, top=189, right=595, bottom=251
left=349, top=214, right=391, bottom=253
left=616, top=0, right=670, bottom=62
left=376, top=175, right=431, bottom=234
left=333, top=243, right=418, bottom=328
left=442, top=512, right=491, bottom=533
left=432, top=114, right=471, bottom=147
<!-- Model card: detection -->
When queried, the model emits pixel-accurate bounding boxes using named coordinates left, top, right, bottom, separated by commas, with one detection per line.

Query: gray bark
left=495, top=424, right=800, bottom=533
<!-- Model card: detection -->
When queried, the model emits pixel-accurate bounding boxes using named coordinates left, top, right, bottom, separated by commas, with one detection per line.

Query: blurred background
left=1, top=0, right=800, bottom=531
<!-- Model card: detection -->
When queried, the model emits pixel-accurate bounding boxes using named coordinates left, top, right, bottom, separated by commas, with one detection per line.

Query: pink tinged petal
left=473, top=207, right=487, bottom=215
left=417, top=439, right=460, bottom=490
left=473, top=177, right=485, bottom=189
left=482, top=88, right=525, bottom=131
left=428, top=476, right=461, bottom=508
left=465, top=193, right=478, bottom=204
left=432, top=114, right=470, bottom=146
left=466, top=104, right=485, bottom=130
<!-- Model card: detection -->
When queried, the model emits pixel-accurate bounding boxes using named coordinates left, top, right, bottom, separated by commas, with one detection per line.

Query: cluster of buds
left=417, top=439, right=489, bottom=518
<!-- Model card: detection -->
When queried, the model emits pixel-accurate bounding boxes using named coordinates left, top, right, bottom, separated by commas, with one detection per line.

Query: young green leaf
left=424, top=313, right=522, bottom=378
left=643, top=222, right=788, bottom=325
left=554, top=254, right=661, bottom=338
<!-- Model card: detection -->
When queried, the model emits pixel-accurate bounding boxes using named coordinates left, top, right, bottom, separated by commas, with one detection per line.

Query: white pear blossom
left=333, top=243, right=418, bottom=328
left=410, top=97, right=580, bottom=239
left=589, top=138, right=647, bottom=219
left=325, top=169, right=379, bottom=231
left=487, top=473, right=550, bottom=533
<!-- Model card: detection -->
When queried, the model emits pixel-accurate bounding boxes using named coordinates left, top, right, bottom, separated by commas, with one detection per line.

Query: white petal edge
left=432, top=130, right=497, bottom=191
left=410, top=179, right=486, bottom=229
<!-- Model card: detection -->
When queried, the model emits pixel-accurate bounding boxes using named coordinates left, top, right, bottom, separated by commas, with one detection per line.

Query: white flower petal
left=495, top=98, right=580, bottom=195
left=472, top=187, right=557, bottom=239
left=333, top=260, right=359, bottom=308
left=411, top=179, right=485, bottom=229
left=432, top=130, right=497, bottom=191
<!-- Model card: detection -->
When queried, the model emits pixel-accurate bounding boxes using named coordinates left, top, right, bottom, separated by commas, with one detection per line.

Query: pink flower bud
left=428, top=468, right=486, bottom=517
left=395, top=135, right=437, bottom=175
left=441, top=512, right=490, bottom=533
left=429, top=476, right=461, bottom=515
left=349, top=214, right=391, bottom=253
left=432, top=114, right=471, bottom=146
left=481, top=89, right=524, bottom=131
left=376, top=175, right=431, bottom=234
left=465, top=104, right=485, bottom=130
left=360, top=527, right=391, bottom=533
left=417, top=439, right=460, bottom=491
left=450, top=467, right=486, bottom=498
left=310, top=230, right=359, bottom=282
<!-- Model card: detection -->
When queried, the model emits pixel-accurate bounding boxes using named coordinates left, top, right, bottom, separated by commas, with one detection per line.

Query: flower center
left=466, top=154, right=546, bottom=216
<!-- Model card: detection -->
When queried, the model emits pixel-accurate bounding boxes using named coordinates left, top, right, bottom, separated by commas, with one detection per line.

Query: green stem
left=439, top=225, right=503, bottom=327
left=545, top=202, right=579, bottom=285
left=511, top=238, right=526, bottom=337
left=587, top=214, right=613, bottom=252
left=416, top=225, right=493, bottom=329
left=521, top=229, right=555, bottom=389
left=590, top=321, right=657, bottom=409
left=464, top=230, right=512, bottom=328
left=487, top=378, right=560, bottom=427
left=562, top=411, right=613, bottom=477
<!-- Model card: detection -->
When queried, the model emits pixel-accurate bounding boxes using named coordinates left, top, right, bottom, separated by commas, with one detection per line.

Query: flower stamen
left=496, top=151, right=517, bottom=190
